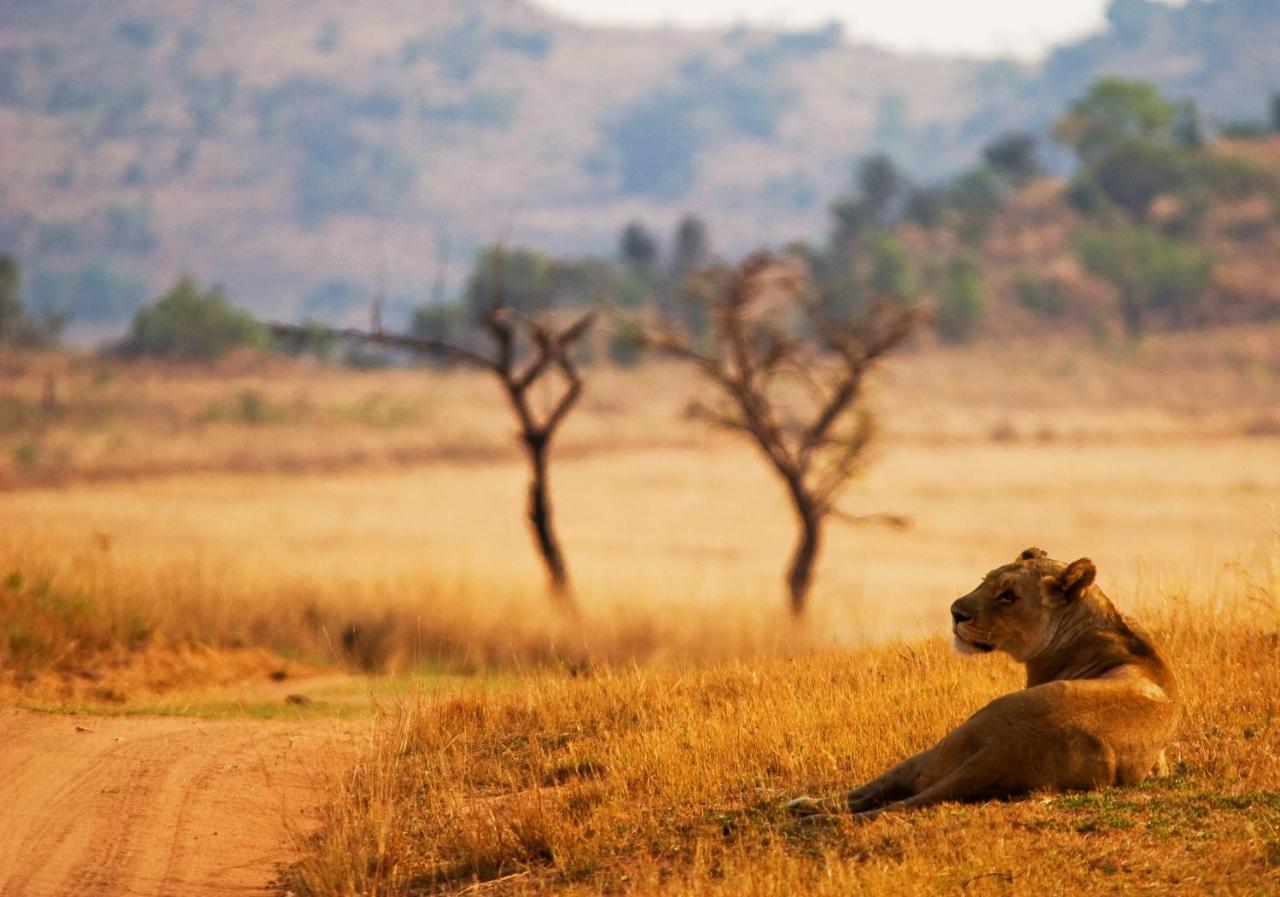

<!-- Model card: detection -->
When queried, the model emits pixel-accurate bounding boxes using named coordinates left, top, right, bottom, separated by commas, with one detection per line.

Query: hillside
left=0, top=0, right=978, bottom=332
left=3, top=0, right=1280, bottom=332
left=966, top=0, right=1280, bottom=143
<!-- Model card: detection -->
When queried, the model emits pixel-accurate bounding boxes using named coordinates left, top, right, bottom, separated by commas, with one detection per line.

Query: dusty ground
left=0, top=710, right=358, bottom=897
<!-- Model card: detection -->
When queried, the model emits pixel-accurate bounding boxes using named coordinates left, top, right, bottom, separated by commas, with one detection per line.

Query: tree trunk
left=785, top=502, right=823, bottom=619
left=524, top=436, right=576, bottom=613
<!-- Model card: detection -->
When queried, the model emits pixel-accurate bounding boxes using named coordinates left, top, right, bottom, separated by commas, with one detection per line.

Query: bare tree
left=642, top=250, right=923, bottom=618
left=272, top=251, right=594, bottom=613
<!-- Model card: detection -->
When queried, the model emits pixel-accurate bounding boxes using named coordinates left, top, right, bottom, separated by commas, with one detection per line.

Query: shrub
left=410, top=301, right=467, bottom=344
left=868, top=233, right=916, bottom=302
left=0, top=253, right=21, bottom=336
left=1220, top=121, right=1269, bottom=140
left=122, top=276, right=265, bottom=359
left=948, top=168, right=1004, bottom=245
left=462, top=247, right=614, bottom=324
left=1055, top=77, right=1176, bottom=164
left=1192, top=154, right=1275, bottom=200
left=935, top=254, right=985, bottom=343
left=669, top=215, right=710, bottom=282
left=904, top=185, right=948, bottom=230
left=619, top=222, right=660, bottom=278
left=983, top=132, right=1040, bottom=186
left=1014, top=272, right=1070, bottom=317
left=607, top=319, right=646, bottom=367
left=0, top=253, right=65, bottom=347
left=1077, top=226, right=1213, bottom=335
left=856, top=153, right=904, bottom=226
left=1091, top=138, right=1189, bottom=220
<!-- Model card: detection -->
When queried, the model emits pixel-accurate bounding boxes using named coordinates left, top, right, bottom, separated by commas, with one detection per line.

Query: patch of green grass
left=1049, top=785, right=1280, bottom=840
left=13, top=441, right=40, bottom=470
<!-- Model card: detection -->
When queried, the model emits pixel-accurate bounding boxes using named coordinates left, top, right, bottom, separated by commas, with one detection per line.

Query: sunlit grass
left=285, top=555, right=1280, bottom=896
left=1, top=336, right=1278, bottom=892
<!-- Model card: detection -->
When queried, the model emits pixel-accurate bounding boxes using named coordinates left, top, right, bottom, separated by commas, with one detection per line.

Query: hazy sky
left=533, top=0, right=1118, bottom=58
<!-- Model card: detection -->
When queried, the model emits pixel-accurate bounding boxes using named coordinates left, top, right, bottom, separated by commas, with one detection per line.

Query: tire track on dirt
left=0, top=710, right=357, bottom=897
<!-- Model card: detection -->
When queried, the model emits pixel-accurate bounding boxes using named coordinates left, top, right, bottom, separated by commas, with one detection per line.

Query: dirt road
left=0, top=710, right=353, bottom=897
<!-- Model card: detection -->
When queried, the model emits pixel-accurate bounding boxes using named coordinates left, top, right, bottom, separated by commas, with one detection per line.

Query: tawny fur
left=789, top=548, right=1180, bottom=821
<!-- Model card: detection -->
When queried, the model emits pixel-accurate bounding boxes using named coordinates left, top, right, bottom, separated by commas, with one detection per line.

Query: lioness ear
left=1057, top=558, right=1096, bottom=601
left=1018, top=547, right=1047, bottom=561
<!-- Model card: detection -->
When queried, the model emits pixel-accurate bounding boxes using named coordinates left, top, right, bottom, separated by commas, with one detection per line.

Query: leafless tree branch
left=269, top=247, right=595, bottom=610
left=637, top=250, right=921, bottom=616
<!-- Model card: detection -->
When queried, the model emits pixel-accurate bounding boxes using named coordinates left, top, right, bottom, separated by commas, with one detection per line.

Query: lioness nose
left=951, top=605, right=972, bottom=625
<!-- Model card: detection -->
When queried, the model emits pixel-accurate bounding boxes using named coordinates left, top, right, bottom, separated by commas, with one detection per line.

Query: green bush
left=462, top=246, right=610, bottom=320
left=122, top=276, right=265, bottom=359
left=1056, top=77, right=1176, bottom=164
left=0, top=253, right=21, bottom=337
left=948, top=168, right=1004, bottom=245
left=607, top=319, right=646, bottom=368
left=1091, top=138, right=1189, bottom=219
left=407, top=302, right=469, bottom=368
left=1014, top=272, right=1070, bottom=317
left=409, top=301, right=467, bottom=343
left=983, top=132, right=1040, bottom=186
left=904, top=186, right=947, bottom=230
left=1077, top=226, right=1213, bottom=335
left=868, top=233, right=916, bottom=302
left=0, top=253, right=65, bottom=347
left=1191, top=154, right=1275, bottom=200
left=935, top=255, right=985, bottom=343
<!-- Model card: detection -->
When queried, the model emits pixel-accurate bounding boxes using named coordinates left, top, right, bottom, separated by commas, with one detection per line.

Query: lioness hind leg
left=855, top=754, right=1000, bottom=821
left=843, top=753, right=928, bottom=812
left=788, top=752, right=930, bottom=819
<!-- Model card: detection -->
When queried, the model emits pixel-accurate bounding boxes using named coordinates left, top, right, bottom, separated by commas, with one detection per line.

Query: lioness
left=789, top=548, right=1180, bottom=821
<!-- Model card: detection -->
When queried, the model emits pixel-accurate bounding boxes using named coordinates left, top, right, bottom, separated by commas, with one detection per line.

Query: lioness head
left=949, top=547, right=1097, bottom=661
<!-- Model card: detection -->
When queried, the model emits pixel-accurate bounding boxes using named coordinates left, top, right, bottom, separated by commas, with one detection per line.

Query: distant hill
left=1, top=0, right=1279, bottom=332
left=963, top=0, right=1280, bottom=154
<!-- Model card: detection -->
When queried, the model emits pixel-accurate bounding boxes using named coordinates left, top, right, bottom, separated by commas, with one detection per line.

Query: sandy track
left=0, top=710, right=353, bottom=897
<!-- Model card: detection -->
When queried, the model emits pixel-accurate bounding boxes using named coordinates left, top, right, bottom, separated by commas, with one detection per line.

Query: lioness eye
left=995, top=590, right=1017, bottom=605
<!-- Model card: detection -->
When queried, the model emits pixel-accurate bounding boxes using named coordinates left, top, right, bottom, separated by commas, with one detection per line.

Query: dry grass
left=4, top=428, right=1277, bottom=686
left=284, top=551, right=1280, bottom=896
left=4, top=324, right=1280, bottom=487
left=2, top=333, right=1279, bottom=892
left=3, top=330, right=1279, bottom=694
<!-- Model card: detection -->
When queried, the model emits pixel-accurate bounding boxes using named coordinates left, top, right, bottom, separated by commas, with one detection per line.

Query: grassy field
left=2, top=330, right=1279, bottom=892
left=285, top=564, right=1280, bottom=895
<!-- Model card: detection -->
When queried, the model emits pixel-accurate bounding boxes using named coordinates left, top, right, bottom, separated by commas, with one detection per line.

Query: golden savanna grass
left=285, top=554, right=1280, bottom=896
left=1, top=328, right=1279, bottom=892
left=2, top=327, right=1279, bottom=691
